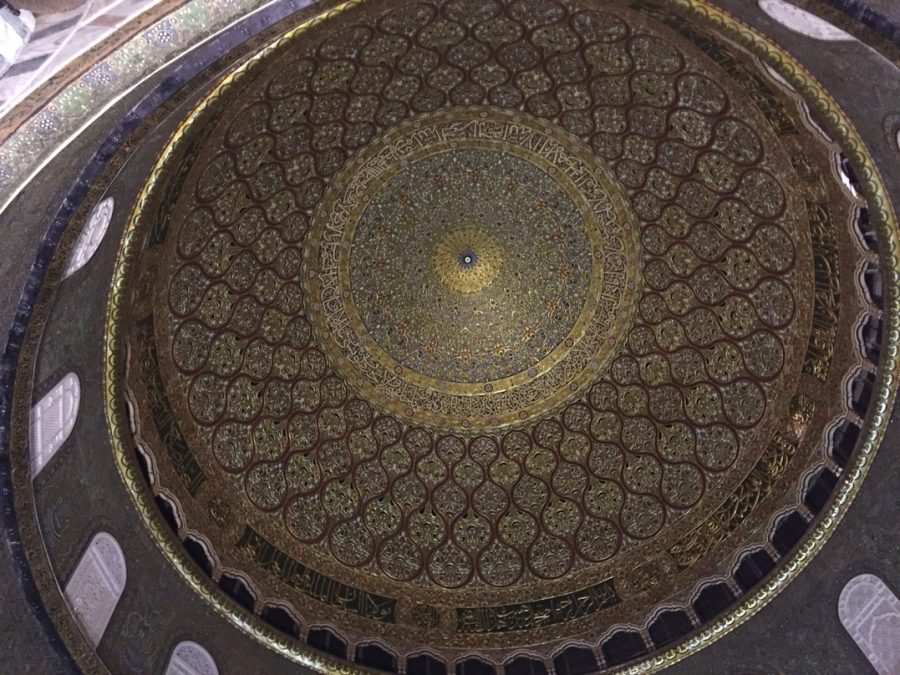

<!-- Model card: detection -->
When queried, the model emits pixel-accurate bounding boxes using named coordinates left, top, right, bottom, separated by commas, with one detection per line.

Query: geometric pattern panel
left=29, top=371, right=80, bottom=477
left=839, top=574, right=900, bottom=675
left=757, top=0, right=853, bottom=41
left=165, top=641, right=220, bottom=675
left=63, top=532, right=127, bottom=648
left=64, top=196, right=115, bottom=279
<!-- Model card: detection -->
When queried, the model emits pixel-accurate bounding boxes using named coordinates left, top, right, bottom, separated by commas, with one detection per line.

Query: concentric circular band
left=307, top=108, right=638, bottom=428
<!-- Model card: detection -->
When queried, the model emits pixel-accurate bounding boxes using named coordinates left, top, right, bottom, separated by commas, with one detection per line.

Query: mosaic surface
left=0, top=0, right=284, bottom=212
left=107, top=0, right=882, bottom=666
left=350, top=145, right=592, bottom=383
left=307, top=109, right=635, bottom=427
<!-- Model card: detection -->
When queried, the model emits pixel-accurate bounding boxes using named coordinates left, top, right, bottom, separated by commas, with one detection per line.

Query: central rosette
left=307, top=109, right=637, bottom=427
left=433, top=227, right=503, bottom=295
left=350, top=148, right=590, bottom=383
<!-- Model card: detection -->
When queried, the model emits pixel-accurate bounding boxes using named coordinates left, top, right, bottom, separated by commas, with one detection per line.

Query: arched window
left=734, top=550, right=776, bottom=592
left=30, top=372, right=80, bottom=476
left=455, top=657, right=494, bottom=675
left=553, top=646, right=598, bottom=675
left=838, top=574, right=900, bottom=675
left=260, top=603, right=301, bottom=638
left=218, top=572, right=256, bottom=612
left=504, top=656, right=547, bottom=675
left=357, top=643, right=398, bottom=672
left=601, top=630, right=647, bottom=667
left=63, top=532, right=126, bottom=647
left=692, top=582, right=735, bottom=622
left=648, top=610, right=693, bottom=648
left=408, top=653, right=448, bottom=675
left=771, top=512, right=809, bottom=556
left=757, top=0, right=853, bottom=41
left=164, top=641, right=219, bottom=675
left=308, top=627, right=347, bottom=659
left=64, top=196, right=114, bottom=278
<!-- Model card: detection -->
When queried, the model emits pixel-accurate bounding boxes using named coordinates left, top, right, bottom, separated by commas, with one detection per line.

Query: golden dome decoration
left=101, top=0, right=898, bottom=671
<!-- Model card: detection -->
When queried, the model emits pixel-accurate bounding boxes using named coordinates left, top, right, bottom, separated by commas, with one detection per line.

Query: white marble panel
left=63, top=532, right=127, bottom=647
left=30, top=371, right=80, bottom=477
left=758, top=0, right=855, bottom=41
left=64, top=196, right=114, bottom=278
left=838, top=574, right=900, bottom=675
left=165, top=641, right=219, bottom=675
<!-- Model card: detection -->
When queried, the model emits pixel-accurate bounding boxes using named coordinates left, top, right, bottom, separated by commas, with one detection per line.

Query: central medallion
left=433, top=227, right=503, bottom=295
left=308, top=109, right=638, bottom=427
left=351, top=148, right=592, bottom=383
left=458, top=250, right=477, bottom=269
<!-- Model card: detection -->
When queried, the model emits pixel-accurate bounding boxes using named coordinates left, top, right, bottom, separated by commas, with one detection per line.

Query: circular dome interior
left=2, top=0, right=898, bottom=673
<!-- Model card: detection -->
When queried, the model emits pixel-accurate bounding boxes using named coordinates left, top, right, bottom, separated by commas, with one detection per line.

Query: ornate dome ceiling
left=3, top=0, right=898, bottom=673
left=98, top=0, right=896, bottom=668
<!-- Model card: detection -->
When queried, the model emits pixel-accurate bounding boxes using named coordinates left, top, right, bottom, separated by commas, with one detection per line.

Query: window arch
left=692, top=582, right=735, bottom=622
left=307, top=627, right=347, bottom=659
left=260, top=603, right=301, bottom=638
left=63, top=532, right=126, bottom=647
left=838, top=574, right=900, bottom=675
left=30, top=372, right=80, bottom=476
left=757, top=0, right=853, bottom=41
left=504, top=655, right=548, bottom=675
left=408, top=653, right=448, bottom=675
left=454, top=657, right=494, bottom=675
left=552, top=645, right=599, bottom=675
left=648, top=609, right=694, bottom=648
left=64, top=196, right=114, bottom=278
left=733, top=549, right=776, bottom=592
left=164, top=641, right=219, bottom=675
left=356, top=642, right=398, bottom=672
left=771, top=511, right=809, bottom=556
left=601, top=630, right=647, bottom=667
left=217, top=572, right=256, bottom=612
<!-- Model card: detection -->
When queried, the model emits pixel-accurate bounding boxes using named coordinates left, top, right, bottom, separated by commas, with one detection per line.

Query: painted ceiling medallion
left=102, top=0, right=895, bottom=671
left=307, top=108, right=635, bottom=427
left=434, top=228, right=505, bottom=296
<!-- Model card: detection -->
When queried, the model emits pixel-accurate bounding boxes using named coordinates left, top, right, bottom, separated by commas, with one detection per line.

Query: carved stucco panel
left=64, top=196, right=115, bottom=278
left=30, top=372, right=80, bottom=477
left=838, top=574, right=900, bottom=675
left=758, top=0, right=855, bottom=41
left=165, top=641, right=220, bottom=675
left=63, top=532, right=127, bottom=647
